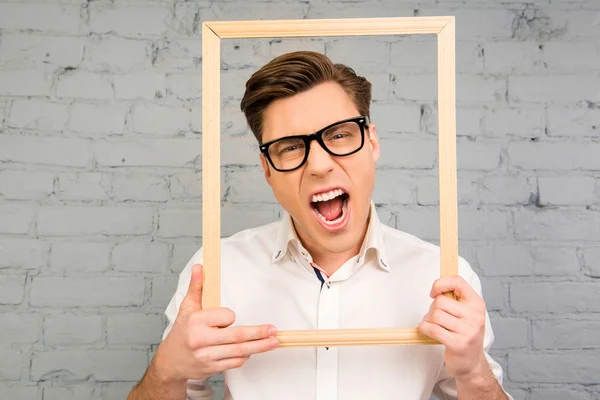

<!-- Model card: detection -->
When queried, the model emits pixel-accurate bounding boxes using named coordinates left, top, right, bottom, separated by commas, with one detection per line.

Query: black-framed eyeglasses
left=259, top=116, right=369, bottom=172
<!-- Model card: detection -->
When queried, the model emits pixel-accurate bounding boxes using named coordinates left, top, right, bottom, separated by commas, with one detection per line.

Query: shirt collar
left=271, top=202, right=390, bottom=272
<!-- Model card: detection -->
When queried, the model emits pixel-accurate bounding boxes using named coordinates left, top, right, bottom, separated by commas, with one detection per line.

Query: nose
left=305, top=140, right=335, bottom=177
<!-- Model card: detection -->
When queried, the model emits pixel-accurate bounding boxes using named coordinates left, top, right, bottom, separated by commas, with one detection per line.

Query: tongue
left=314, top=196, right=344, bottom=221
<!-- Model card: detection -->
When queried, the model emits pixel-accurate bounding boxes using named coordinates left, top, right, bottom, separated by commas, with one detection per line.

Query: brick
left=112, top=174, right=168, bottom=202
left=489, top=316, right=529, bottom=349
left=390, top=38, right=435, bottom=72
left=85, top=36, right=151, bottom=71
left=485, top=107, right=545, bottom=138
left=44, top=314, right=103, bottom=345
left=538, top=176, right=595, bottom=206
left=456, top=107, right=485, bottom=137
left=396, top=207, right=439, bottom=240
left=0, top=204, right=34, bottom=234
left=158, top=208, right=201, bottom=238
left=107, top=313, right=164, bottom=344
left=221, top=206, right=278, bottom=237
left=112, top=241, right=169, bottom=273
left=377, top=138, right=436, bottom=169
left=220, top=102, right=249, bottom=137
left=38, top=207, right=153, bottom=236
left=270, top=38, right=325, bottom=58
left=326, top=38, right=390, bottom=73
left=95, top=138, right=200, bottom=168
left=170, top=242, right=200, bottom=274
left=30, top=277, right=145, bottom=307
left=89, top=3, right=172, bottom=37
left=225, top=169, right=277, bottom=204
left=372, top=171, right=414, bottom=205
left=478, top=176, right=535, bottom=205
left=508, top=142, right=600, bottom=170
left=43, top=384, right=135, bottom=400
left=131, top=104, right=191, bottom=135
left=152, top=39, right=203, bottom=70
left=456, top=42, right=485, bottom=73
left=0, top=350, right=25, bottom=380
left=457, top=74, right=507, bottom=104
left=514, top=210, right=600, bottom=241
left=114, top=71, right=166, bottom=100
left=511, top=282, right=600, bottom=313
left=8, top=99, right=69, bottom=131
left=0, top=3, right=80, bottom=33
left=393, top=74, right=436, bottom=102
left=509, top=75, right=600, bottom=103
left=0, top=34, right=85, bottom=67
left=477, top=245, right=534, bottom=277
left=0, top=135, right=91, bottom=167
left=169, top=171, right=202, bottom=200
left=221, top=137, right=262, bottom=166
left=544, top=42, right=600, bottom=72
left=221, top=68, right=254, bottom=100
left=457, top=141, right=502, bottom=171
left=544, top=10, right=600, bottom=38
left=222, top=39, right=271, bottom=69
left=509, top=350, right=600, bottom=383
left=69, top=103, right=126, bottom=134
left=50, top=242, right=110, bottom=272
left=368, top=73, right=391, bottom=102
left=0, top=275, right=26, bottom=305
left=0, top=313, right=40, bottom=344
left=0, top=70, right=52, bottom=96
left=582, top=247, right=600, bottom=277
left=420, top=8, right=514, bottom=39
left=532, top=247, right=580, bottom=276
left=32, top=350, right=147, bottom=381
left=307, top=1, right=410, bottom=19
left=480, top=278, right=507, bottom=311
left=459, top=210, right=511, bottom=240
left=151, top=276, right=178, bottom=309
left=166, top=73, right=203, bottom=101
left=370, top=103, right=421, bottom=135
left=417, top=176, right=477, bottom=205
left=0, top=170, right=54, bottom=200
left=56, top=70, right=114, bottom=99
left=533, top=318, right=600, bottom=349
left=57, top=173, right=109, bottom=201
left=0, top=385, right=38, bottom=400
left=0, top=238, right=48, bottom=270
left=546, top=106, right=600, bottom=137
left=531, top=387, right=596, bottom=400
left=484, top=41, right=543, bottom=73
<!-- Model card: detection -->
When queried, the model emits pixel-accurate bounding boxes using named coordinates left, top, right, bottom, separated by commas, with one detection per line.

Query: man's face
left=260, top=81, right=380, bottom=256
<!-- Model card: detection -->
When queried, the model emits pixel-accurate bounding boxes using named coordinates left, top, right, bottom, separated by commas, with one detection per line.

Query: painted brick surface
left=1, top=1, right=599, bottom=399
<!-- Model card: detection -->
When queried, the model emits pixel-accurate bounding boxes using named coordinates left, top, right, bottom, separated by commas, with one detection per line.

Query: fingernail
left=270, top=338, right=279, bottom=347
left=269, top=326, right=277, bottom=336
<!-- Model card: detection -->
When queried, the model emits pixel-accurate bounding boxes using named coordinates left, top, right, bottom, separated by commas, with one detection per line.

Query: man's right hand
left=153, top=263, right=279, bottom=385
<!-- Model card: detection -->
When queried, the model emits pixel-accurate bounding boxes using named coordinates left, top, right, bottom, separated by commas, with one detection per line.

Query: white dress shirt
left=163, top=205, right=512, bottom=400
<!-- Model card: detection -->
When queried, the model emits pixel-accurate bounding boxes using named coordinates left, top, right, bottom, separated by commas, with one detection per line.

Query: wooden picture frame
left=201, top=16, right=458, bottom=347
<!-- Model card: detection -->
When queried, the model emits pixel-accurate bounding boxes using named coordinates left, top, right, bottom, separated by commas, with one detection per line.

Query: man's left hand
left=417, top=275, right=489, bottom=381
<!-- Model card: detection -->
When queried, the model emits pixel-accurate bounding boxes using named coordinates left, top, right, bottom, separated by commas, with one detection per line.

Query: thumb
left=179, top=264, right=204, bottom=314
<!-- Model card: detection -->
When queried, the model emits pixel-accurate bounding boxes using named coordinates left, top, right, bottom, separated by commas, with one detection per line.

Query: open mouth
left=310, top=188, right=350, bottom=231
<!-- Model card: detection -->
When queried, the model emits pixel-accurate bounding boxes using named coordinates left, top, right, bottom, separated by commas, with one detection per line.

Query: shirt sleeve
left=162, top=248, right=215, bottom=400
left=430, top=258, right=513, bottom=400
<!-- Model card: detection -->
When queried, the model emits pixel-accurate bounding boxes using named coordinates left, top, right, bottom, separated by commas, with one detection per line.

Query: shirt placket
left=315, top=274, right=339, bottom=400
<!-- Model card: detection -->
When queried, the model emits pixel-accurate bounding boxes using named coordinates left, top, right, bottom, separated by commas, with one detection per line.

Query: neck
left=292, top=214, right=370, bottom=277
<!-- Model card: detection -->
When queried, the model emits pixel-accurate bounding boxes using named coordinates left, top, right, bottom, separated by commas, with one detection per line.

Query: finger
left=418, top=320, right=456, bottom=346
left=430, top=276, right=479, bottom=303
left=423, top=308, right=464, bottom=334
left=203, top=325, right=277, bottom=347
left=205, top=337, right=279, bottom=361
left=213, top=356, right=249, bottom=372
left=198, top=307, right=236, bottom=328
left=179, top=264, right=204, bottom=314
left=429, top=295, right=468, bottom=320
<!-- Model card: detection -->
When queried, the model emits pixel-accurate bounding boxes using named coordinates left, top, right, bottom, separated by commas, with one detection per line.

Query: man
left=128, top=51, right=512, bottom=400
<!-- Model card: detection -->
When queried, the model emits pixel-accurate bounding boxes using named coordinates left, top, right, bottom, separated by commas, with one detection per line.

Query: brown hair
left=240, top=51, right=372, bottom=143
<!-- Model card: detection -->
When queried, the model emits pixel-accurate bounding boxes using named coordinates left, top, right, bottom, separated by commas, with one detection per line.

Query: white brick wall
left=1, top=1, right=599, bottom=399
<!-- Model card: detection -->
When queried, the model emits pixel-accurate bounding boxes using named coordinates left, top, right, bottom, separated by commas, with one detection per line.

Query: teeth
left=311, top=188, right=345, bottom=203
left=314, top=197, right=348, bottom=225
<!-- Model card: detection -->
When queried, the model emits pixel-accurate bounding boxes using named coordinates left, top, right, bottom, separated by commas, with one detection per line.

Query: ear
left=260, top=153, right=272, bottom=186
left=367, top=122, right=380, bottom=163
